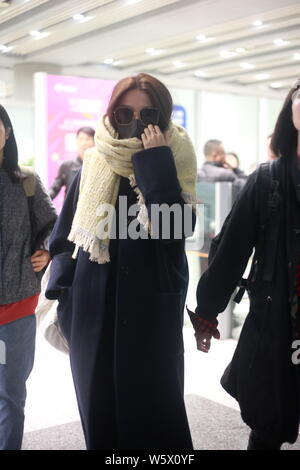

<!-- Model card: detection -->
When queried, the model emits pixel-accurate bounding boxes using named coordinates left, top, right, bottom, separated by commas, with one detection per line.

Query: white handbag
left=35, top=263, right=69, bottom=354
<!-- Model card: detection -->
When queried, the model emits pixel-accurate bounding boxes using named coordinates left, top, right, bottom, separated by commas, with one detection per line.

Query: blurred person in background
left=45, top=73, right=197, bottom=450
left=225, top=151, right=247, bottom=179
left=198, top=139, right=245, bottom=184
left=0, top=104, right=56, bottom=450
left=49, top=126, right=95, bottom=200
left=188, top=78, right=300, bottom=450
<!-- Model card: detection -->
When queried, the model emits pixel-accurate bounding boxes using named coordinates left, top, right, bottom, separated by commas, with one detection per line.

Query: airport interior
left=0, top=0, right=300, bottom=452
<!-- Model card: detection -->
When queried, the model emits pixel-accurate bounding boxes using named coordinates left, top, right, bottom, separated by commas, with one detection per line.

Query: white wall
left=2, top=102, right=35, bottom=166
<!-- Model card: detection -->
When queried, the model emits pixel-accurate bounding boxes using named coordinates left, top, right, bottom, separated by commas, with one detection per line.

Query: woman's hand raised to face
left=141, top=124, right=170, bottom=149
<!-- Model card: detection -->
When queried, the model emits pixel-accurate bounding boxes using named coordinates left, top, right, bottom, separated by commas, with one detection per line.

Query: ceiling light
left=293, top=53, right=300, bottom=60
left=196, top=34, right=206, bottom=41
left=125, top=0, right=143, bottom=4
left=253, top=20, right=263, bottom=27
left=255, top=73, right=270, bottom=80
left=270, top=82, right=283, bottom=89
left=173, top=60, right=186, bottom=68
left=73, top=14, right=94, bottom=23
left=145, top=48, right=164, bottom=55
left=30, top=30, right=40, bottom=37
left=219, top=50, right=237, bottom=59
left=0, top=44, right=14, bottom=53
left=103, top=58, right=114, bottom=64
left=194, top=70, right=207, bottom=78
left=240, top=62, right=255, bottom=70
left=236, top=47, right=246, bottom=53
left=35, top=32, right=50, bottom=40
left=196, top=34, right=215, bottom=43
left=73, top=13, right=84, bottom=21
left=273, top=38, right=290, bottom=47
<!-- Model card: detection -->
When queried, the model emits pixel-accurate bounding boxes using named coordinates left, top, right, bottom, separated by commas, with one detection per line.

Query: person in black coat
left=45, top=73, right=197, bottom=450
left=49, top=127, right=95, bottom=200
left=189, top=78, right=300, bottom=450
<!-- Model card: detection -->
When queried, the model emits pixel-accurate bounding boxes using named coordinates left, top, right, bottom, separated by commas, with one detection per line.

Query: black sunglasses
left=113, top=106, right=160, bottom=126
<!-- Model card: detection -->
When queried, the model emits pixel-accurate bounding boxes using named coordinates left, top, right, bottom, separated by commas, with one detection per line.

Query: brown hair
left=271, top=80, right=300, bottom=159
left=106, top=73, right=173, bottom=132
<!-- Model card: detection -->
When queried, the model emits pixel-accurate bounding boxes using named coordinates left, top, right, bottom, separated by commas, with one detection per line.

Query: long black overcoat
left=46, top=146, right=194, bottom=450
left=196, top=156, right=300, bottom=444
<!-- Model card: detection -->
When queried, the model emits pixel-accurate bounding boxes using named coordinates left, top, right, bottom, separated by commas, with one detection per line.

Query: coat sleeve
left=45, top=171, right=81, bottom=299
left=31, top=174, right=57, bottom=251
left=49, top=163, right=66, bottom=200
left=195, top=170, right=259, bottom=320
left=132, top=145, right=196, bottom=242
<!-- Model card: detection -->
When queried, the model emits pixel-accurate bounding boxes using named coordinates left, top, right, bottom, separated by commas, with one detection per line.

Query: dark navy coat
left=46, top=146, right=194, bottom=450
left=196, top=157, right=300, bottom=444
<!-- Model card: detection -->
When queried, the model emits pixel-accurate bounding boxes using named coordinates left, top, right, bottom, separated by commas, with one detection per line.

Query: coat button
left=121, top=319, right=128, bottom=326
left=120, top=265, right=129, bottom=275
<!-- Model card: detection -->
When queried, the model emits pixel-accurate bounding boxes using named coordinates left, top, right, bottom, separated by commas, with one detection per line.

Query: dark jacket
left=46, top=146, right=195, bottom=450
left=49, top=157, right=82, bottom=200
left=0, top=168, right=57, bottom=304
left=196, top=156, right=300, bottom=444
left=198, top=161, right=247, bottom=183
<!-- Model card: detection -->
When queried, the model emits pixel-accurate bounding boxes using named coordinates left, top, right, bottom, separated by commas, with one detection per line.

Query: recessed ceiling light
left=145, top=48, right=164, bottom=55
left=73, top=13, right=85, bottom=21
left=240, top=62, right=255, bottom=70
left=194, top=70, right=207, bottom=78
left=103, top=58, right=114, bottom=65
left=293, top=53, right=300, bottom=60
left=273, top=38, right=290, bottom=47
left=219, top=50, right=237, bottom=59
left=125, top=0, right=143, bottom=4
left=29, top=30, right=50, bottom=40
left=73, top=14, right=94, bottom=23
left=196, top=34, right=215, bottom=43
left=270, top=82, right=283, bottom=89
left=0, top=44, right=14, bottom=53
left=253, top=20, right=263, bottom=27
left=111, top=60, right=123, bottom=66
left=255, top=73, right=270, bottom=80
left=173, top=60, right=186, bottom=68
left=196, top=34, right=206, bottom=41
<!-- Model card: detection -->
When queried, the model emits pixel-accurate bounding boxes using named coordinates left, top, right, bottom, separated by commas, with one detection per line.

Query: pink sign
left=46, top=74, right=116, bottom=211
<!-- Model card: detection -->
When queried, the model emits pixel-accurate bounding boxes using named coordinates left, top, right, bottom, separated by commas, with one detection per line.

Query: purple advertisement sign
left=41, top=74, right=116, bottom=211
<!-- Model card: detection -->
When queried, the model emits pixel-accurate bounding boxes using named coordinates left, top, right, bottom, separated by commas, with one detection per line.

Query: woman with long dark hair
left=189, top=78, right=300, bottom=449
left=46, top=73, right=197, bottom=449
left=0, top=104, right=57, bottom=449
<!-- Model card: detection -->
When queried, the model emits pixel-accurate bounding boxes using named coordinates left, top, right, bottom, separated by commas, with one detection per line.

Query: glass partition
left=185, top=180, right=250, bottom=339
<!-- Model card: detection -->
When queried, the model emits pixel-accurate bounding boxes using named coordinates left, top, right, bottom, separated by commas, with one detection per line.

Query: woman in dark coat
left=189, top=78, right=300, bottom=450
left=46, top=73, right=197, bottom=450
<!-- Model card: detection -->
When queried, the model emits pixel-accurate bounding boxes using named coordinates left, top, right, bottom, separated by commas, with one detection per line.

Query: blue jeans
left=0, top=315, right=36, bottom=450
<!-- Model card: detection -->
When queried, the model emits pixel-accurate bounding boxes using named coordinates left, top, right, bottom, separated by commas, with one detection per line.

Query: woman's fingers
left=143, top=127, right=151, bottom=138
left=30, top=250, right=50, bottom=272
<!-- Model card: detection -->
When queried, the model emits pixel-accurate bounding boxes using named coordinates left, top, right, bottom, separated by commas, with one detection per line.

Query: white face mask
left=292, top=87, right=300, bottom=131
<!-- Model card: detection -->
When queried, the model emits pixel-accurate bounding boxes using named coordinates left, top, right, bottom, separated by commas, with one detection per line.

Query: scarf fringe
left=128, top=174, right=151, bottom=232
left=68, top=227, right=110, bottom=264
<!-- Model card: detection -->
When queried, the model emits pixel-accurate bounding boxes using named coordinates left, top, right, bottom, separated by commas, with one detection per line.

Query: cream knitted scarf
left=68, top=115, right=197, bottom=263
